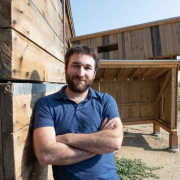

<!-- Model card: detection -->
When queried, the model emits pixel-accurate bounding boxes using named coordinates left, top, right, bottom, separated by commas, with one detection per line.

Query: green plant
left=114, top=157, right=163, bottom=180
left=124, top=129, right=129, bottom=135
left=147, top=135, right=164, bottom=142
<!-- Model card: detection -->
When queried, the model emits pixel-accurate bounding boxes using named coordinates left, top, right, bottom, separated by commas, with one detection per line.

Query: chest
left=52, top=100, right=104, bottom=135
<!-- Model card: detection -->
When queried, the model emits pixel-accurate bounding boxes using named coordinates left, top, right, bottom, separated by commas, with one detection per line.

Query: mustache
left=72, top=76, right=87, bottom=81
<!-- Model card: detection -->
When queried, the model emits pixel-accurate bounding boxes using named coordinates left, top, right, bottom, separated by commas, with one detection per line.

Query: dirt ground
left=115, top=120, right=180, bottom=180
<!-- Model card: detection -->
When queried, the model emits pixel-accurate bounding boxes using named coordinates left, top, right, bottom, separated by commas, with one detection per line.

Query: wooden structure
left=71, top=16, right=180, bottom=60
left=71, top=17, right=180, bottom=151
left=0, top=0, right=75, bottom=179
left=91, top=60, right=179, bottom=151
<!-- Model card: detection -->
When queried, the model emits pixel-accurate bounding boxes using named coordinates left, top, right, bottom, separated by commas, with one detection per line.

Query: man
left=33, top=45, right=123, bottom=180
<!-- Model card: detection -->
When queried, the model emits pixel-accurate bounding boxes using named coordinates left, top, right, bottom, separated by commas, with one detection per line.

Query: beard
left=66, top=73, right=94, bottom=93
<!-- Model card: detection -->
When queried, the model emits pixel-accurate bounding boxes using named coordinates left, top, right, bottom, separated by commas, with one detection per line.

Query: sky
left=69, top=0, right=180, bottom=80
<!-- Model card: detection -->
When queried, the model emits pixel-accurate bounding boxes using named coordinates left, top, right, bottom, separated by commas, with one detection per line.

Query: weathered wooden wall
left=0, top=0, right=75, bottom=179
left=0, top=0, right=74, bottom=82
left=0, top=83, right=64, bottom=179
left=72, top=17, right=180, bottom=60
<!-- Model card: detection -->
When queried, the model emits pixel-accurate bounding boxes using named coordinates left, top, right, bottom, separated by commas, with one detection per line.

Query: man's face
left=65, top=53, right=96, bottom=93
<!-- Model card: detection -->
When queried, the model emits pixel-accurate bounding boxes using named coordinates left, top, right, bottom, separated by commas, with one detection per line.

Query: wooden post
left=153, top=123, right=161, bottom=136
left=169, top=134, right=179, bottom=152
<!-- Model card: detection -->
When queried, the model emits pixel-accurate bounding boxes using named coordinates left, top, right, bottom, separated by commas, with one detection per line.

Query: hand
left=100, top=117, right=115, bottom=130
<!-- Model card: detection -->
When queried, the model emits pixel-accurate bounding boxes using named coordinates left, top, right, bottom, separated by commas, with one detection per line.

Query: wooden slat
left=143, top=27, right=153, bottom=58
left=150, top=26, right=162, bottom=57
left=141, top=68, right=155, bottom=79
left=152, top=68, right=170, bottom=79
left=138, top=29, right=145, bottom=59
left=159, top=24, right=168, bottom=56
left=129, top=68, right=140, bottom=80
left=170, top=68, right=176, bottom=128
left=0, top=89, right=4, bottom=179
left=124, top=31, right=132, bottom=60
left=31, top=0, right=63, bottom=41
left=121, top=32, right=126, bottom=59
left=131, top=30, right=137, bottom=59
left=97, top=36, right=102, bottom=59
left=118, top=33, right=123, bottom=59
left=116, top=68, right=124, bottom=79
left=177, top=22, right=180, bottom=48
left=0, top=29, right=65, bottom=82
left=155, top=70, right=171, bottom=103
left=0, top=0, right=64, bottom=61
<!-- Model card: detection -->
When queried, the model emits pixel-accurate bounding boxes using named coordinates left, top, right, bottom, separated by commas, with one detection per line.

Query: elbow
left=36, top=152, right=51, bottom=165
left=112, top=137, right=123, bottom=151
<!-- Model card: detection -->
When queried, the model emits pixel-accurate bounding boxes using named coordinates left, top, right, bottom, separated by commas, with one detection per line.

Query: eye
left=85, top=67, right=91, bottom=70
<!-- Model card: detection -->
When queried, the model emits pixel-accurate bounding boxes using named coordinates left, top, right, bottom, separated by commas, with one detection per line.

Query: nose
left=77, top=67, right=85, bottom=77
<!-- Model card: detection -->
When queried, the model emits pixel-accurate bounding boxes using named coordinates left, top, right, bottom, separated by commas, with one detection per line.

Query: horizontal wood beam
left=103, top=68, right=108, bottom=79
left=142, top=68, right=155, bottom=79
left=116, top=68, right=124, bottom=79
left=155, top=70, right=171, bottom=103
left=152, top=68, right=170, bottom=79
left=129, top=68, right=140, bottom=80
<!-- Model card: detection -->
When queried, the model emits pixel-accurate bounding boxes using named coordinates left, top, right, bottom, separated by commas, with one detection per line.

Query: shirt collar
left=52, top=85, right=98, bottom=100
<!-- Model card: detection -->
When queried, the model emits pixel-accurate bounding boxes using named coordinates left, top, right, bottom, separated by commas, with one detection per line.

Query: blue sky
left=69, top=0, right=180, bottom=80
left=70, top=0, right=180, bottom=36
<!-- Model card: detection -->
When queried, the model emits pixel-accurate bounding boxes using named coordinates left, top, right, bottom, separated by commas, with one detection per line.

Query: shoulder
left=90, top=88, right=115, bottom=104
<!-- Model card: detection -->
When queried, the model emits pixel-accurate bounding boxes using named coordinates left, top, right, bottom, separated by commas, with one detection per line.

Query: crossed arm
left=33, top=117, right=123, bottom=166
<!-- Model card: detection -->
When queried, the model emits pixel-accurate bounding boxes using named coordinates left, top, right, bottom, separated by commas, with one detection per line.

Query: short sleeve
left=33, top=97, right=54, bottom=130
left=103, top=94, right=120, bottom=120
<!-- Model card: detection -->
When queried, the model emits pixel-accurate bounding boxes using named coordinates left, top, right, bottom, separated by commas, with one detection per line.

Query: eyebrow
left=71, top=62, right=93, bottom=68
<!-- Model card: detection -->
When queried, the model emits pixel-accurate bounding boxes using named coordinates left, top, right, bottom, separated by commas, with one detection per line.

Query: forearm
left=33, top=127, right=96, bottom=166
left=56, top=119, right=123, bottom=154
left=36, top=141, right=96, bottom=166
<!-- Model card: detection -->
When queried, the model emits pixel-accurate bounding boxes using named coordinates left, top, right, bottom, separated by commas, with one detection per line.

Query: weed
left=115, top=156, right=163, bottom=180
left=147, top=136, right=164, bottom=142
left=140, top=126, right=147, bottom=128
left=124, top=129, right=129, bottom=135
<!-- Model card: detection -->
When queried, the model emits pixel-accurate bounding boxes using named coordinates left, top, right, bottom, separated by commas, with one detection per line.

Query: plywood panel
left=0, top=29, right=65, bottom=82
left=0, top=0, right=64, bottom=61
left=31, top=0, right=63, bottom=41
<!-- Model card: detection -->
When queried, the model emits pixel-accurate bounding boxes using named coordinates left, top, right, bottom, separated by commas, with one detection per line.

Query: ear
left=93, top=71, right=96, bottom=79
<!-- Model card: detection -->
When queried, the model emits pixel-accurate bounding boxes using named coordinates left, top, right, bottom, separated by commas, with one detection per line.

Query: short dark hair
left=65, top=45, right=100, bottom=71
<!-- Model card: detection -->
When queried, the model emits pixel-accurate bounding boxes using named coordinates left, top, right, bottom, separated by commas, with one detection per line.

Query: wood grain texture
left=177, top=22, right=180, bottom=48
left=118, top=33, right=123, bottom=59
left=124, top=31, right=132, bottom=60
left=143, top=27, right=153, bottom=58
left=0, top=29, right=65, bottom=82
left=138, top=29, right=145, bottom=59
left=49, top=0, right=63, bottom=22
left=31, top=0, right=63, bottom=41
left=170, top=68, right=176, bottom=129
left=0, top=0, right=64, bottom=61
left=150, top=26, right=162, bottom=57
left=121, top=32, right=126, bottom=59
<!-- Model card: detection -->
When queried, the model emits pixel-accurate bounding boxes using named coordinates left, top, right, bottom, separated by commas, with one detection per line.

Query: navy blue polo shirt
left=34, top=85, right=120, bottom=180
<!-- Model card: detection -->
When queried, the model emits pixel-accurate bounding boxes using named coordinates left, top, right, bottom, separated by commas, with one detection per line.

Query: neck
left=64, top=86, right=89, bottom=104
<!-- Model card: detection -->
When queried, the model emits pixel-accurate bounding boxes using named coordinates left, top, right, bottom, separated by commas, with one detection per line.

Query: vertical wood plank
left=135, top=30, right=140, bottom=59
left=150, top=26, right=162, bottom=57
left=121, top=32, right=126, bottom=59
left=110, top=34, right=114, bottom=59
left=118, top=33, right=123, bottom=59
left=159, top=25, right=167, bottom=56
left=0, top=86, right=4, bottom=180
left=125, top=31, right=132, bottom=60
left=90, top=37, right=97, bottom=49
left=177, top=22, right=180, bottom=48
left=131, top=30, right=137, bottom=59
left=97, top=36, right=102, bottom=59
left=80, top=39, right=88, bottom=46
left=170, top=68, right=176, bottom=128
left=138, top=29, right=145, bottom=59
